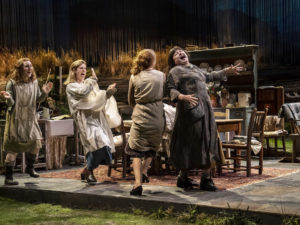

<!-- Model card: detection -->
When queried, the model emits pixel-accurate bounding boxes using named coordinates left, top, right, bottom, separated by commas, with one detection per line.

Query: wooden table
left=38, top=119, right=78, bottom=169
left=215, top=119, right=243, bottom=135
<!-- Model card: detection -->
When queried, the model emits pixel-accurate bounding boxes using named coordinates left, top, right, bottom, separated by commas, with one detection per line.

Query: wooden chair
left=263, top=115, right=287, bottom=156
left=219, top=108, right=268, bottom=177
left=280, top=103, right=300, bottom=162
left=107, top=109, right=131, bottom=178
left=213, top=108, right=231, bottom=159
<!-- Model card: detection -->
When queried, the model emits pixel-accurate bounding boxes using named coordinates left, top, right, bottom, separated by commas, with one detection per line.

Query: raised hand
left=42, top=82, right=53, bottom=94
left=91, top=68, right=98, bottom=80
left=225, top=63, right=244, bottom=75
left=0, top=91, right=11, bottom=99
left=108, top=83, right=117, bottom=90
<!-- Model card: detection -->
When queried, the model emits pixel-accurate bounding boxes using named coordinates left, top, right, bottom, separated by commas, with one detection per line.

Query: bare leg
left=142, top=157, right=152, bottom=176
left=132, top=157, right=142, bottom=188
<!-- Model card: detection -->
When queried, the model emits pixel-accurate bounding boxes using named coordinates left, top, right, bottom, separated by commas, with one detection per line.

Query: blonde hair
left=130, top=49, right=156, bottom=75
left=64, top=59, right=86, bottom=85
left=10, top=58, right=37, bottom=83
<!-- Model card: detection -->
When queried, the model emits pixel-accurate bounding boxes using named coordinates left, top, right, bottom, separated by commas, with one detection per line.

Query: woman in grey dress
left=126, top=49, right=165, bottom=195
left=65, top=59, right=117, bottom=184
left=167, top=47, right=242, bottom=191
left=0, top=58, right=53, bottom=185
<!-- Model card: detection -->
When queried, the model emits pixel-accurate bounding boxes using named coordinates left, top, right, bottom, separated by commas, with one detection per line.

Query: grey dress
left=167, top=64, right=227, bottom=169
left=128, top=69, right=165, bottom=152
left=4, top=79, right=47, bottom=153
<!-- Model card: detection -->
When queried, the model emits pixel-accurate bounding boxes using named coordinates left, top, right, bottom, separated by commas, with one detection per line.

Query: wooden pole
left=59, top=66, right=62, bottom=101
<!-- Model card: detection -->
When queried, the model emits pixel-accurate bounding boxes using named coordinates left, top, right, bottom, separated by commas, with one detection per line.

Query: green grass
left=1, top=197, right=299, bottom=225
left=0, top=197, right=179, bottom=225
left=0, top=197, right=271, bottom=225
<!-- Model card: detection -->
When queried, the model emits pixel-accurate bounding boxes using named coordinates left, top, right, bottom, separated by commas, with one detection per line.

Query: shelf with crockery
left=188, top=45, right=258, bottom=106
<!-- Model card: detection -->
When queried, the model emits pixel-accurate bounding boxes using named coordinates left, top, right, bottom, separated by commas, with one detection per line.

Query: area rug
left=40, top=166, right=299, bottom=190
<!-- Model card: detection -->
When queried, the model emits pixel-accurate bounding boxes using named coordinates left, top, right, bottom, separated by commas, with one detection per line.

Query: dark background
left=0, top=0, right=299, bottom=79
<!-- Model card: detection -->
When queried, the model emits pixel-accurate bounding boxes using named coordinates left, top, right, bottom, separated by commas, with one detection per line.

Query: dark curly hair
left=131, top=49, right=156, bottom=75
left=168, top=46, right=189, bottom=70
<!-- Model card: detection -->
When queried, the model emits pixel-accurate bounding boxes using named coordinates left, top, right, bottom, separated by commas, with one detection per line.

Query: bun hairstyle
left=167, top=46, right=189, bottom=70
left=131, top=49, right=156, bottom=75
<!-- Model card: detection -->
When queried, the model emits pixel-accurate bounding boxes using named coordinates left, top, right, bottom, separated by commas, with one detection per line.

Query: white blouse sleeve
left=67, top=79, right=107, bottom=111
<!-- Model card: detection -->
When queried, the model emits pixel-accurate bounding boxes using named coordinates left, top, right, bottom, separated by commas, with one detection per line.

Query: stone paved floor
left=1, top=159, right=300, bottom=224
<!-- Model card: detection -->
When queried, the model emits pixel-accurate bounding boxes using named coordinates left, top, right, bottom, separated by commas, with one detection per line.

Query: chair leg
left=217, top=164, right=222, bottom=176
left=266, top=137, right=270, bottom=152
left=282, top=136, right=286, bottom=153
left=259, top=146, right=263, bottom=175
left=21, top=152, right=26, bottom=174
left=107, top=164, right=112, bottom=177
left=274, top=137, right=278, bottom=151
left=247, top=149, right=251, bottom=177
left=233, top=149, right=239, bottom=173
left=122, top=151, right=126, bottom=178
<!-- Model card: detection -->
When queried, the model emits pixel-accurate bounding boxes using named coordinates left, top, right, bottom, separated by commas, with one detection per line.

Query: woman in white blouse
left=65, top=59, right=117, bottom=184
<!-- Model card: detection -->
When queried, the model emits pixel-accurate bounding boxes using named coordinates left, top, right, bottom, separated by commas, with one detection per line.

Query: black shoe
left=25, top=153, right=39, bottom=178
left=81, top=173, right=87, bottom=181
left=80, top=170, right=89, bottom=181
left=25, top=167, right=40, bottom=178
left=200, top=177, right=217, bottom=192
left=130, top=185, right=143, bottom=196
left=86, top=171, right=97, bottom=184
left=142, top=174, right=149, bottom=183
left=5, top=164, right=19, bottom=185
left=177, top=176, right=197, bottom=189
left=5, top=178, right=19, bottom=185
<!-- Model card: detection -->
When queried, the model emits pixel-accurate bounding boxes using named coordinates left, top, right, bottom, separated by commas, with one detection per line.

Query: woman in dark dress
left=167, top=46, right=242, bottom=191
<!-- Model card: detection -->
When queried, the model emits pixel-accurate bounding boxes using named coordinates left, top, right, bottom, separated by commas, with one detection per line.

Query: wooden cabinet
left=257, top=87, right=284, bottom=115
left=188, top=45, right=258, bottom=106
left=188, top=45, right=258, bottom=136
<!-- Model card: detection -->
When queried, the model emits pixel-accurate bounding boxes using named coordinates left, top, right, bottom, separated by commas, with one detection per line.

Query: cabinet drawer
left=230, top=110, right=245, bottom=119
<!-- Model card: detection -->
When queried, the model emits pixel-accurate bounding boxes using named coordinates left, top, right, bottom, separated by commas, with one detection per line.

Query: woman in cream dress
left=65, top=59, right=117, bottom=184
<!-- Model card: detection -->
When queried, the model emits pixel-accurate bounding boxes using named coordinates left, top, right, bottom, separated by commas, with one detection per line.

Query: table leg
left=75, top=123, right=79, bottom=165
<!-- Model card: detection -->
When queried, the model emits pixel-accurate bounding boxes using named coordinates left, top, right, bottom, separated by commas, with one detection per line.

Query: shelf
left=226, top=71, right=253, bottom=76
left=188, top=45, right=258, bottom=62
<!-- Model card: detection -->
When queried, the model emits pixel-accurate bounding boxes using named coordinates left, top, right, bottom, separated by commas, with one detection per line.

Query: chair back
left=213, top=109, right=230, bottom=119
left=280, top=103, right=300, bottom=134
left=247, top=108, right=268, bottom=144
left=264, top=115, right=284, bottom=132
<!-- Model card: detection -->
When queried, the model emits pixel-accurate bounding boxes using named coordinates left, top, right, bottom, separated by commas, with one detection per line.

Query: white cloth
left=230, top=135, right=262, bottom=155
left=66, top=78, right=116, bottom=154
left=163, top=103, right=176, bottom=132
left=105, top=96, right=122, bottom=128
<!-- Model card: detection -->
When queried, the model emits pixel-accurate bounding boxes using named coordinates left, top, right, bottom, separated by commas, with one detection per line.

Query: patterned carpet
left=40, top=166, right=298, bottom=190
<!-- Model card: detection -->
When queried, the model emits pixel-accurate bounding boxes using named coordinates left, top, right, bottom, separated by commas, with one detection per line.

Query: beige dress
left=128, top=69, right=165, bottom=152
left=66, top=78, right=115, bottom=155
left=4, top=79, right=46, bottom=153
